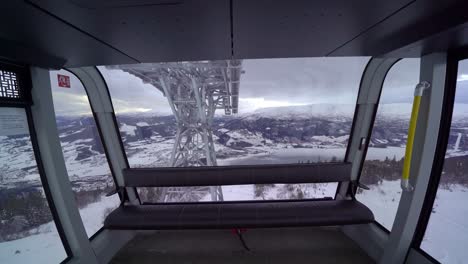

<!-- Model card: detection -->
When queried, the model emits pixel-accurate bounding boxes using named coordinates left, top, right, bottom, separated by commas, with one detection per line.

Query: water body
left=218, top=148, right=347, bottom=166
left=217, top=146, right=407, bottom=166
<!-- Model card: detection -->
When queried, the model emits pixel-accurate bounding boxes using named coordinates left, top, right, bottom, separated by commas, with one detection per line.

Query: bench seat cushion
left=104, top=200, right=374, bottom=230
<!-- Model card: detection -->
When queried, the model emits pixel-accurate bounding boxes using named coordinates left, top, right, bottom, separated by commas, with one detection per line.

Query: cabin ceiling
left=1, top=0, right=468, bottom=68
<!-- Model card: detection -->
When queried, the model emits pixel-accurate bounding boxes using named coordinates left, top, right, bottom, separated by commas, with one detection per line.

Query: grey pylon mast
left=108, top=60, right=242, bottom=202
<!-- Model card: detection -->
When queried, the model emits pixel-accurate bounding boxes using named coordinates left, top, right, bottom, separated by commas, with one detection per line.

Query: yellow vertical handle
left=401, top=82, right=430, bottom=192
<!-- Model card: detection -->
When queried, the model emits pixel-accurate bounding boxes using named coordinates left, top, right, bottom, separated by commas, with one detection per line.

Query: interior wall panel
left=330, top=0, right=468, bottom=57
left=232, top=0, right=413, bottom=59
left=0, top=2, right=138, bottom=68
left=29, top=0, right=232, bottom=63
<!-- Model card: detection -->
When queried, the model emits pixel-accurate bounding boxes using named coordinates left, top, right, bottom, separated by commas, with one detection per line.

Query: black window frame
left=0, top=60, right=72, bottom=262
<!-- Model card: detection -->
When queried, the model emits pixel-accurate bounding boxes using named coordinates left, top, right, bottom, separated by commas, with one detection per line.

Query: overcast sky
left=49, top=57, right=466, bottom=116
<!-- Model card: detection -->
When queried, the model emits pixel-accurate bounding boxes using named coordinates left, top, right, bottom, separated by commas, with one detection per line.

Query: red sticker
left=57, top=74, right=70, bottom=88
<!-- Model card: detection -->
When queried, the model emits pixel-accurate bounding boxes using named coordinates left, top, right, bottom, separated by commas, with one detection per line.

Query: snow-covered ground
left=358, top=180, right=468, bottom=264
left=0, top=221, right=67, bottom=264
left=215, top=183, right=338, bottom=202
left=358, top=140, right=468, bottom=264
left=79, top=194, right=120, bottom=238
left=0, top=193, right=119, bottom=264
left=421, top=185, right=468, bottom=264
left=356, top=180, right=402, bottom=230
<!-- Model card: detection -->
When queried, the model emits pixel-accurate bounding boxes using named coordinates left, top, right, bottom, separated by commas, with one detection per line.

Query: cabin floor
left=110, top=227, right=374, bottom=264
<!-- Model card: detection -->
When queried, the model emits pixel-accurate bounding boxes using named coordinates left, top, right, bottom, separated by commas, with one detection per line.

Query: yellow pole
left=401, top=82, right=430, bottom=191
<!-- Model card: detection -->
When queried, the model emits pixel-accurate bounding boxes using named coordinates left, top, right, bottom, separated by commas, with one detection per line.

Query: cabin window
left=0, top=107, right=68, bottom=262
left=98, top=57, right=369, bottom=203
left=356, top=59, right=421, bottom=230
left=49, top=70, right=120, bottom=238
left=136, top=183, right=337, bottom=203
left=420, top=58, right=468, bottom=263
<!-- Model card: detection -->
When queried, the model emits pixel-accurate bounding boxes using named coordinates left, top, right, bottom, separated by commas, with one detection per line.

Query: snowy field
left=358, top=180, right=468, bottom=264
left=358, top=144, right=468, bottom=264
left=421, top=185, right=468, bottom=264
left=357, top=180, right=402, bottom=230
left=217, top=183, right=338, bottom=201
left=0, top=221, right=66, bottom=264
left=0, top=194, right=119, bottom=264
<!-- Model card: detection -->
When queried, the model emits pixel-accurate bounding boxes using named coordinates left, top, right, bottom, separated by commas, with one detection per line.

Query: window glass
left=0, top=107, right=68, bottom=263
left=98, top=57, right=368, bottom=202
left=49, top=70, right=120, bottom=238
left=420, top=59, right=468, bottom=263
left=138, top=183, right=337, bottom=203
left=357, top=59, right=420, bottom=230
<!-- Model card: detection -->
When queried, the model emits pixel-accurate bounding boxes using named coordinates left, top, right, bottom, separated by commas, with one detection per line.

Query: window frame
left=52, top=69, right=124, bottom=239
left=352, top=58, right=410, bottom=233
left=339, top=58, right=401, bottom=204
left=94, top=66, right=141, bottom=205
left=352, top=59, right=402, bottom=187
left=411, top=48, right=468, bottom=262
left=0, top=60, right=72, bottom=262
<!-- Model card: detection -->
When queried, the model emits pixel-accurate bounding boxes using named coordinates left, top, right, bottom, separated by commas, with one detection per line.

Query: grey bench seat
left=104, top=199, right=374, bottom=230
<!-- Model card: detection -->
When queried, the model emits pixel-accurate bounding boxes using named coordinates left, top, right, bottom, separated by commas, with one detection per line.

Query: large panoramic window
left=99, top=57, right=369, bottom=203
left=420, top=59, right=468, bottom=264
left=136, top=183, right=338, bottom=203
left=49, top=70, right=120, bottom=238
left=356, top=59, right=421, bottom=230
left=0, top=107, right=68, bottom=263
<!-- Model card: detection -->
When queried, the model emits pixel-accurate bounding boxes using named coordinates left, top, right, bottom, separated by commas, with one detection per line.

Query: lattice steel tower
left=110, top=60, right=242, bottom=201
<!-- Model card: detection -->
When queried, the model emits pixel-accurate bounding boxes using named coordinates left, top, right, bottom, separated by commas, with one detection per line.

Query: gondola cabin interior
left=1, top=1, right=468, bottom=263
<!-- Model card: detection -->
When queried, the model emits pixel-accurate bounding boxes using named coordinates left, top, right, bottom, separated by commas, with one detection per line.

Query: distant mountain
left=115, top=110, right=173, bottom=118
left=452, top=103, right=468, bottom=120
left=376, top=103, right=412, bottom=120
left=377, top=103, right=468, bottom=120
left=112, top=103, right=468, bottom=122
left=244, top=104, right=356, bottom=120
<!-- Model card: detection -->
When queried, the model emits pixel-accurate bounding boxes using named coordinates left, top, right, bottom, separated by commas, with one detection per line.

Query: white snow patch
left=136, top=122, right=149, bottom=127
left=120, top=124, right=136, bottom=136
left=454, top=133, right=462, bottom=151
left=0, top=194, right=120, bottom=263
